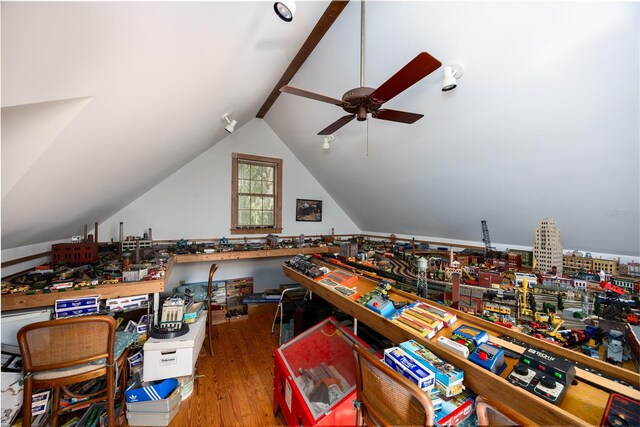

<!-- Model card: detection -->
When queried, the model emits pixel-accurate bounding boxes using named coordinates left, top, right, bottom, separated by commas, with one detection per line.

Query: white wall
left=100, top=118, right=359, bottom=291
left=361, top=231, right=640, bottom=265
left=1, top=240, right=62, bottom=278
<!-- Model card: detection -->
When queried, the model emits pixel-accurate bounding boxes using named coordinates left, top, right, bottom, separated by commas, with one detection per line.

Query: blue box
left=125, top=378, right=178, bottom=403
left=469, top=343, right=505, bottom=374
left=365, top=296, right=396, bottom=318
left=383, top=347, right=435, bottom=391
left=451, top=325, right=489, bottom=349
left=55, top=296, right=100, bottom=311
left=399, top=340, right=464, bottom=395
left=55, top=305, right=99, bottom=318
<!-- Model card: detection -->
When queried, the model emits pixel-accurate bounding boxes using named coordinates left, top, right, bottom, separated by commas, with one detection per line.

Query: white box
left=142, top=313, right=206, bottom=382
left=126, top=402, right=180, bottom=426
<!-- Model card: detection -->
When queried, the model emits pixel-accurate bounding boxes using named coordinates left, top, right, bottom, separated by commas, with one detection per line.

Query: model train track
left=318, top=255, right=493, bottom=301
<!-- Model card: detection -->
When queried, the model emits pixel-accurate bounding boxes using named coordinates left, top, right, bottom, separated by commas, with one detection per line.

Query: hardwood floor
left=165, top=314, right=286, bottom=427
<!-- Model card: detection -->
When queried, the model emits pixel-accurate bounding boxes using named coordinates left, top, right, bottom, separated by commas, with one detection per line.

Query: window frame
left=231, top=152, right=283, bottom=235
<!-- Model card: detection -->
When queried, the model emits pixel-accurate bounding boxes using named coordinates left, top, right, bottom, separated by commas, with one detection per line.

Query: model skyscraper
left=533, top=218, right=563, bottom=276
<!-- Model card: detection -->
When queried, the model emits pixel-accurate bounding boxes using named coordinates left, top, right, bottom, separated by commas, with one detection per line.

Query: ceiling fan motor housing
left=342, top=87, right=382, bottom=120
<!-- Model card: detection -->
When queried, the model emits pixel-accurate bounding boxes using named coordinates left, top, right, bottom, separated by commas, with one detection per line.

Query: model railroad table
left=1, top=247, right=338, bottom=314
left=1, top=279, right=164, bottom=312
left=171, top=246, right=335, bottom=263
left=283, top=264, right=640, bottom=426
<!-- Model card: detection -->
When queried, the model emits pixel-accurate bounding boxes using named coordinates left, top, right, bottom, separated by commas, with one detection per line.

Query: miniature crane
left=481, top=220, right=492, bottom=257
left=545, top=320, right=566, bottom=343
left=518, top=278, right=534, bottom=318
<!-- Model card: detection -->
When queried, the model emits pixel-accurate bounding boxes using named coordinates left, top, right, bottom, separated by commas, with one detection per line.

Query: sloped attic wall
left=266, top=1, right=640, bottom=258
left=99, top=119, right=360, bottom=290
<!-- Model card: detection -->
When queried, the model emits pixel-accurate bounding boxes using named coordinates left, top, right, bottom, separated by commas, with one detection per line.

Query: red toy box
left=273, top=317, right=369, bottom=426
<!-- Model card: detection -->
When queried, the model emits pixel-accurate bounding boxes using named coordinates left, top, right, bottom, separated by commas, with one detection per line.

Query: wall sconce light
left=222, top=114, right=237, bottom=134
left=322, top=135, right=334, bottom=150
left=442, top=64, right=464, bottom=92
left=274, top=1, right=296, bottom=22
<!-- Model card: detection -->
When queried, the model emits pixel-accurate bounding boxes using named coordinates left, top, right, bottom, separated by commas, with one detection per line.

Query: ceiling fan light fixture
left=442, top=64, right=463, bottom=92
left=356, top=105, right=368, bottom=121
left=222, top=114, right=237, bottom=134
left=274, top=1, right=296, bottom=22
left=322, top=135, right=334, bottom=150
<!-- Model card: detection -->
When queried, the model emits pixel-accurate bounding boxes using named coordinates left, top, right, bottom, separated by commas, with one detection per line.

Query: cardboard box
left=126, top=385, right=181, bottom=412
left=55, top=305, right=99, bottom=318
left=55, top=296, right=100, bottom=311
left=106, top=294, right=148, bottom=311
left=434, top=388, right=475, bottom=427
left=142, top=313, right=206, bottom=382
left=126, top=402, right=180, bottom=426
left=177, top=374, right=195, bottom=400
left=413, top=303, right=457, bottom=327
left=183, top=301, right=204, bottom=323
left=1, top=372, right=22, bottom=427
left=383, top=347, right=435, bottom=391
left=399, top=340, right=464, bottom=395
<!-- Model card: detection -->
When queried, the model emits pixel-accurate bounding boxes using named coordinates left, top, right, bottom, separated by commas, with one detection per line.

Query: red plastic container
left=273, top=317, right=370, bottom=426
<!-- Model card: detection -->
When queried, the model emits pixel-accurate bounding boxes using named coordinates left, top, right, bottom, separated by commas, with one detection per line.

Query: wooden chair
left=475, top=395, right=535, bottom=426
left=17, top=316, right=128, bottom=427
left=206, top=263, right=219, bottom=355
left=352, top=344, right=435, bottom=427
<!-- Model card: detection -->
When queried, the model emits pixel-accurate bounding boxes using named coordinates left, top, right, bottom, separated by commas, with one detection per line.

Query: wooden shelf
left=283, top=265, right=640, bottom=427
left=1, top=279, right=164, bottom=312
left=173, top=246, right=335, bottom=263
left=1, top=247, right=335, bottom=312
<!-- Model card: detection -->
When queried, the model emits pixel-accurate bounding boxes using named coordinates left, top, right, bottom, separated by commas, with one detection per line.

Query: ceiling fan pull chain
left=366, top=119, right=369, bottom=157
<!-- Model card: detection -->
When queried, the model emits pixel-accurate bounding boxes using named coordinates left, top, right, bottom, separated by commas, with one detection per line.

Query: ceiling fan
left=279, top=0, right=442, bottom=136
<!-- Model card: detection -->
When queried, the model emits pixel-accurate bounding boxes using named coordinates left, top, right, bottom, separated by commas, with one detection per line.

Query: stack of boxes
left=125, top=379, right=181, bottom=426
left=54, top=296, right=100, bottom=318
left=382, top=340, right=474, bottom=427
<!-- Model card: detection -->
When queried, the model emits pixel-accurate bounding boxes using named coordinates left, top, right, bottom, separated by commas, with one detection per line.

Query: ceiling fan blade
left=370, top=52, right=442, bottom=104
left=280, top=85, right=345, bottom=106
left=318, top=114, right=356, bottom=135
left=372, top=109, right=424, bottom=124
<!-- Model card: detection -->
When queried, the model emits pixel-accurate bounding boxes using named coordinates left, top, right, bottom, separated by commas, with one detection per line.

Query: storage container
left=143, top=313, right=206, bottom=382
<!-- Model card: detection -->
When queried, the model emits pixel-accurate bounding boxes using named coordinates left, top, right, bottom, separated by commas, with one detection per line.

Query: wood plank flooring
left=163, top=314, right=286, bottom=427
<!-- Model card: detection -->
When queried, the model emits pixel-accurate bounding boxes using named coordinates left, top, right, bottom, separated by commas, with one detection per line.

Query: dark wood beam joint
left=256, top=0, right=349, bottom=118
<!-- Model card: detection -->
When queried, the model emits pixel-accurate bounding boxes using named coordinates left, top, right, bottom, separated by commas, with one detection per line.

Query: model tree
left=557, top=293, right=565, bottom=311
left=528, top=292, right=537, bottom=313
left=593, top=297, right=602, bottom=318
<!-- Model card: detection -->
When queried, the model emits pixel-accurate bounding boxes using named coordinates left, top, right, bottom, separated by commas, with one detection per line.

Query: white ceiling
left=2, top=1, right=639, bottom=256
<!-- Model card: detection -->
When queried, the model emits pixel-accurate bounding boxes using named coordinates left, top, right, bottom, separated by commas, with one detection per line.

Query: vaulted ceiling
left=2, top=1, right=639, bottom=256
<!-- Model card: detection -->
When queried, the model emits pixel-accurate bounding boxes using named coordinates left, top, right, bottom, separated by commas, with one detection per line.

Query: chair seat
left=32, top=331, right=135, bottom=381
left=34, top=362, right=108, bottom=380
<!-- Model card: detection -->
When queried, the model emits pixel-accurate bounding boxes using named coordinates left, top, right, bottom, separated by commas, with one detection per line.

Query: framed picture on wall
left=296, top=199, right=322, bottom=222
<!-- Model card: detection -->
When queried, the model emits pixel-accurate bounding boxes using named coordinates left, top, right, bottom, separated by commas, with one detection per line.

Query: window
left=231, top=153, right=282, bottom=234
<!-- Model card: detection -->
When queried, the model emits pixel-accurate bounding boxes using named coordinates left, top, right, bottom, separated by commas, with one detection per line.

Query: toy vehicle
left=626, top=312, right=639, bottom=325
left=581, top=345, right=600, bottom=359
left=606, top=330, right=625, bottom=365
left=528, top=321, right=548, bottom=330
left=534, top=312, right=550, bottom=323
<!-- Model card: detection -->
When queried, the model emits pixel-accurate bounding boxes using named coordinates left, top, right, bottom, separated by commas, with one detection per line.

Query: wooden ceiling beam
left=256, top=0, right=349, bottom=118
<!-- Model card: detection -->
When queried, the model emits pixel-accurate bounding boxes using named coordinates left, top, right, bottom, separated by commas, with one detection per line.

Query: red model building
left=52, top=242, right=99, bottom=265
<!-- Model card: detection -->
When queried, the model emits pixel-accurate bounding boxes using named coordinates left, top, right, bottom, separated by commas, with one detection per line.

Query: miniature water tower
left=417, top=257, right=428, bottom=298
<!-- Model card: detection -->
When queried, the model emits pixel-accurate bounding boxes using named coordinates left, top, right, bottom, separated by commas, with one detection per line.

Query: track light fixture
left=222, top=114, right=237, bottom=134
left=322, top=135, right=334, bottom=150
left=442, top=64, right=463, bottom=92
left=274, top=1, right=296, bottom=22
